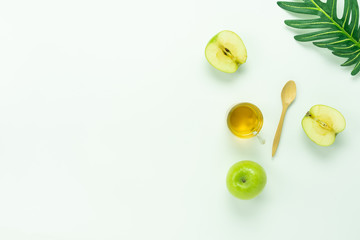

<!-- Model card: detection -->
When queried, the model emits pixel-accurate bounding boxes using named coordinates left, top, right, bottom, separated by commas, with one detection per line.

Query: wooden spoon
left=272, top=80, right=296, bottom=157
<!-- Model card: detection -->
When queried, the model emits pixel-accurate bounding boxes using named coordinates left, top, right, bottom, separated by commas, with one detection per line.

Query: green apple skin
left=226, top=161, right=267, bottom=200
left=205, top=30, right=247, bottom=73
left=301, top=105, right=346, bottom=146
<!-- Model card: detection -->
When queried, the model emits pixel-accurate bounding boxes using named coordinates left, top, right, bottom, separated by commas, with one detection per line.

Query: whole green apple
left=226, top=161, right=267, bottom=200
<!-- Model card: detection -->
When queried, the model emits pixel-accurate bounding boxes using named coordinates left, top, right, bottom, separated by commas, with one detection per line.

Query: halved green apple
left=205, top=30, right=247, bottom=73
left=302, top=105, right=346, bottom=146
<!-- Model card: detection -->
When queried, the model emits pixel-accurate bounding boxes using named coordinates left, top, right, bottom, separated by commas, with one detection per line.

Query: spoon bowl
left=281, top=80, right=297, bottom=107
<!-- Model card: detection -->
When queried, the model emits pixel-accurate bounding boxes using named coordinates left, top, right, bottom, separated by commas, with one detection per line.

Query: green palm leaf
left=278, top=0, right=360, bottom=75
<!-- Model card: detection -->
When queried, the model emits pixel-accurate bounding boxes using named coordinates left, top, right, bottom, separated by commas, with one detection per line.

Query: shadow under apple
left=300, top=127, right=347, bottom=160
left=204, top=61, right=248, bottom=83
left=225, top=188, right=267, bottom=218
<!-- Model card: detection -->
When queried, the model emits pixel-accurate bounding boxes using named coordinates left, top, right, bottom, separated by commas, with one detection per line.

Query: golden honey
left=227, top=103, right=263, bottom=138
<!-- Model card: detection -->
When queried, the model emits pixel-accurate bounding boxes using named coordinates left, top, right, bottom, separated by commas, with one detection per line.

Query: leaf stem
left=310, top=0, right=360, bottom=47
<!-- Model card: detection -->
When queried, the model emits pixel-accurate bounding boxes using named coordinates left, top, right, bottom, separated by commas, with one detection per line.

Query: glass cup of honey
left=227, top=102, right=265, bottom=144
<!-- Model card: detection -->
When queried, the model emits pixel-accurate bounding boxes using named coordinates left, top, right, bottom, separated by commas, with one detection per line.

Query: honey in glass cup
left=227, top=102, right=264, bottom=140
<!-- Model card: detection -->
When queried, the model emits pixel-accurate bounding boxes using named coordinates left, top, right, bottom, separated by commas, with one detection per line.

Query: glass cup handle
left=253, top=131, right=265, bottom=144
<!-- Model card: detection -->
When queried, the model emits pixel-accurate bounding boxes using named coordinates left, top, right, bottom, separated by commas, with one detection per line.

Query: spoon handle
left=272, top=106, right=288, bottom=157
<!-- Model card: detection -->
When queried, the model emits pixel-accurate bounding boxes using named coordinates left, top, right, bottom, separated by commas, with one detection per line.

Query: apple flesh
left=302, top=105, right=346, bottom=146
left=226, top=161, right=266, bottom=200
left=205, top=30, right=247, bottom=73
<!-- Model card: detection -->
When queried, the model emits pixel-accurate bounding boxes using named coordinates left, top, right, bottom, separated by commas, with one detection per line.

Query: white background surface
left=0, top=0, right=360, bottom=239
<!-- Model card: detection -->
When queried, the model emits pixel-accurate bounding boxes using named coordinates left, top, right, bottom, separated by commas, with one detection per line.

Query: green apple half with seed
left=205, top=30, right=247, bottom=73
left=226, top=161, right=266, bottom=200
left=302, top=105, right=346, bottom=146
